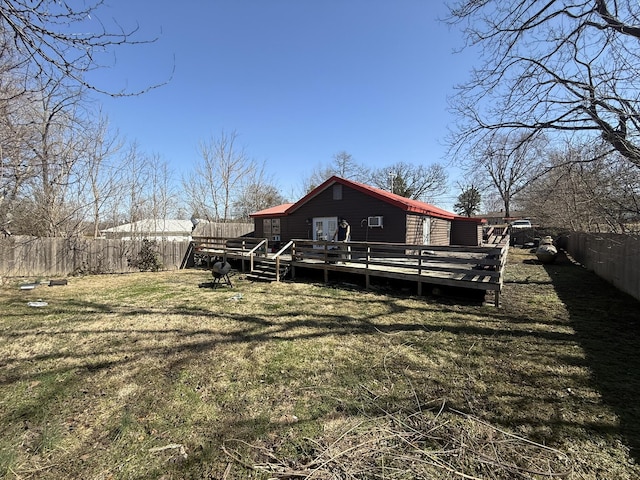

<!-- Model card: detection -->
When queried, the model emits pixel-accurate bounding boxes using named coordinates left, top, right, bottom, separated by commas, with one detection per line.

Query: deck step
left=246, top=259, right=290, bottom=282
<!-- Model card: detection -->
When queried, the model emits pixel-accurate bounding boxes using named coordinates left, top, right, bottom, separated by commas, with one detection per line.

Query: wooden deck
left=191, top=236, right=510, bottom=306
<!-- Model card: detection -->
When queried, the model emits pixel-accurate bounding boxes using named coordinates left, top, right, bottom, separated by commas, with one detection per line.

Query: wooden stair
left=246, top=257, right=290, bottom=282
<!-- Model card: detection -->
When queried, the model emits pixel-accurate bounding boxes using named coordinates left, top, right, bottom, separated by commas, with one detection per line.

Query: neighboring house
left=250, top=176, right=485, bottom=247
left=100, top=219, right=194, bottom=241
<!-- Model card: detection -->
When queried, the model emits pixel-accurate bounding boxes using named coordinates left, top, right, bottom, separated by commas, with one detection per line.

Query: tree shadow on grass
left=544, top=250, right=640, bottom=462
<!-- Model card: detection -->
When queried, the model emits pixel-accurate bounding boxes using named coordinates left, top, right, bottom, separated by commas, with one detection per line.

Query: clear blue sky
left=87, top=0, right=474, bottom=209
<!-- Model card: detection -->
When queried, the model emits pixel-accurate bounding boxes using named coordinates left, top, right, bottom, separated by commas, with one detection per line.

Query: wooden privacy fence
left=0, top=236, right=191, bottom=277
left=564, top=232, right=640, bottom=302
left=192, top=222, right=253, bottom=238
left=0, top=223, right=254, bottom=278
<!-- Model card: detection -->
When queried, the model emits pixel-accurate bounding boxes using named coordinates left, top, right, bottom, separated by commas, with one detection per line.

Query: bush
left=128, top=239, right=162, bottom=272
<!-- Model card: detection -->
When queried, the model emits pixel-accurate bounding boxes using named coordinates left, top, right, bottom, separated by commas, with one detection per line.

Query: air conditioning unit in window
left=367, top=216, right=384, bottom=228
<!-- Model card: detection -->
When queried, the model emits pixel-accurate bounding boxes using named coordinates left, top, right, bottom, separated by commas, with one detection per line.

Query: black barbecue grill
left=211, top=260, right=233, bottom=288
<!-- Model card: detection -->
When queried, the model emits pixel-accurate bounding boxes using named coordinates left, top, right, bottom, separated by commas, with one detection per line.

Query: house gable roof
left=327, top=177, right=456, bottom=220
left=250, top=176, right=485, bottom=223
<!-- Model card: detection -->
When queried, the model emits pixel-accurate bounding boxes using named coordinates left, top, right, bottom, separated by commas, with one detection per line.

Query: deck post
left=494, top=290, right=500, bottom=307
left=417, top=249, right=423, bottom=296
left=365, top=245, right=371, bottom=289
left=291, top=243, right=297, bottom=279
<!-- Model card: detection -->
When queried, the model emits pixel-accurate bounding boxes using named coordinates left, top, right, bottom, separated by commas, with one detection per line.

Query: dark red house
left=251, top=176, right=485, bottom=247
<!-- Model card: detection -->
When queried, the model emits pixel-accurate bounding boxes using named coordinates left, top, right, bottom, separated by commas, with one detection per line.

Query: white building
left=100, top=219, right=194, bottom=241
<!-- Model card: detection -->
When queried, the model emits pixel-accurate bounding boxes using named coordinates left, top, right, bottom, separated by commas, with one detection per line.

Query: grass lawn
left=1, top=248, right=639, bottom=479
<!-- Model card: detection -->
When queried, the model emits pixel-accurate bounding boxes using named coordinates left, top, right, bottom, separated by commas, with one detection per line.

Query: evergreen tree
left=454, top=185, right=481, bottom=217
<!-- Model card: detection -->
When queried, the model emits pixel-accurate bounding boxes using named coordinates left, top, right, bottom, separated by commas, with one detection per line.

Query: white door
left=422, top=217, right=431, bottom=245
left=313, top=217, right=338, bottom=244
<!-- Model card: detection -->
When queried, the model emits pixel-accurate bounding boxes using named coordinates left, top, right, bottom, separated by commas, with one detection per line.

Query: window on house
left=271, top=218, right=280, bottom=234
left=333, top=184, right=342, bottom=200
left=263, top=219, right=272, bottom=236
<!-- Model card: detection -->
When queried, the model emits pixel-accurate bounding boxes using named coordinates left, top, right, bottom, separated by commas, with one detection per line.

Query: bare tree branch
left=0, top=0, right=172, bottom=96
left=185, top=130, right=258, bottom=222
left=446, top=0, right=640, bottom=168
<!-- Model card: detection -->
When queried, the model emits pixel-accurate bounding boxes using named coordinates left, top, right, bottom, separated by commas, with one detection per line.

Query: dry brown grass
left=1, top=249, right=639, bottom=479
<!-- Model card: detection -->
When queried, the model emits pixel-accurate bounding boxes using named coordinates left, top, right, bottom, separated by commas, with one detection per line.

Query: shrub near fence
left=0, top=236, right=192, bottom=277
left=564, top=232, right=640, bottom=302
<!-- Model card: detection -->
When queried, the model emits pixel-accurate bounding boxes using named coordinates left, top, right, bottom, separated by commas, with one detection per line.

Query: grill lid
left=212, top=261, right=232, bottom=275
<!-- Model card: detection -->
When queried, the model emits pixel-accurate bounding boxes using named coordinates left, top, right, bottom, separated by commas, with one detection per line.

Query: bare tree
left=301, top=151, right=369, bottom=194
left=184, top=130, right=257, bottom=221
left=0, top=71, right=35, bottom=234
left=118, top=142, right=151, bottom=226
left=146, top=153, right=178, bottom=220
left=1, top=77, right=129, bottom=237
left=467, top=133, right=544, bottom=218
left=80, top=115, right=124, bottom=237
left=233, top=183, right=286, bottom=221
left=0, top=0, right=167, bottom=96
left=331, top=151, right=369, bottom=181
left=91, top=143, right=178, bottom=235
left=232, top=163, right=286, bottom=220
left=480, top=191, right=506, bottom=215
left=368, top=162, right=449, bottom=202
left=16, top=77, right=89, bottom=236
left=521, top=143, right=640, bottom=233
left=301, top=164, right=336, bottom=194
left=0, top=1, right=169, bottom=238
left=446, top=0, right=640, bottom=169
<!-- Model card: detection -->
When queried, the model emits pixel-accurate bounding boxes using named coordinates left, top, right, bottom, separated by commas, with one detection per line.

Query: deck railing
left=247, top=239, right=268, bottom=272
left=191, top=236, right=510, bottom=305
left=272, top=240, right=294, bottom=282
left=291, top=240, right=507, bottom=273
left=193, top=236, right=268, bottom=270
